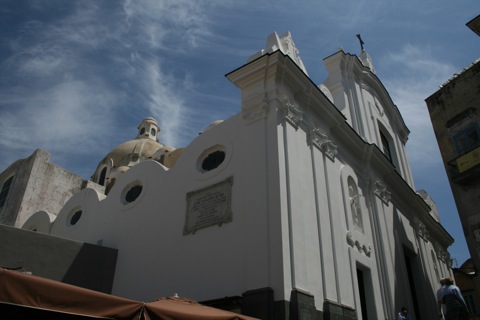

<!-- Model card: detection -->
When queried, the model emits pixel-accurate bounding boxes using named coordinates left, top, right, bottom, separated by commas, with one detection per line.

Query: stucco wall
left=20, top=50, right=454, bottom=320
left=0, top=224, right=117, bottom=293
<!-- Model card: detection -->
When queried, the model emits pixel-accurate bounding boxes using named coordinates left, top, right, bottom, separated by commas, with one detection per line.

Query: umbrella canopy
left=0, top=267, right=144, bottom=319
left=145, top=296, right=258, bottom=320
left=0, top=267, right=257, bottom=320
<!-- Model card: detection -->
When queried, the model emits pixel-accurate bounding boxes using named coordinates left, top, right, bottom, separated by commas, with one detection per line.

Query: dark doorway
left=404, top=253, right=421, bottom=320
left=357, top=268, right=369, bottom=320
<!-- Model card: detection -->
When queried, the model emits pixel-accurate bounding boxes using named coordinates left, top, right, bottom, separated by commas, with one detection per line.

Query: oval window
left=125, top=185, right=143, bottom=204
left=70, top=210, right=82, bottom=225
left=201, top=150, right=225, bottom=172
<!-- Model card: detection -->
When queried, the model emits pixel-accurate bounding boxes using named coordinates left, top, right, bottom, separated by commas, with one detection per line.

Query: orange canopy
left=0, top=268, right=257, bottom=320
left=145, top=296, right=257, bottom=320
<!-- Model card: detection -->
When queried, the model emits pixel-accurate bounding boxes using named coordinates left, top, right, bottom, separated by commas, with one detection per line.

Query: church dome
left=102, top=138, right=164, bottom=168
left=92, top=117, right=164, bottom=186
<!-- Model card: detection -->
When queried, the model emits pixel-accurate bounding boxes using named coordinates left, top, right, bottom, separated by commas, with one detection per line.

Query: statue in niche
left=348, top=178, right=364, bottom=233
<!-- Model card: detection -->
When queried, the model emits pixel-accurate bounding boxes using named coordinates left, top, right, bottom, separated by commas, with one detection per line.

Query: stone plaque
left=184, top=177, right=233, bottom=235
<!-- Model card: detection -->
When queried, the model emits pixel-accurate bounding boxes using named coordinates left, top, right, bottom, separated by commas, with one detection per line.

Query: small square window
left=453, top=124, right=480, bottom=155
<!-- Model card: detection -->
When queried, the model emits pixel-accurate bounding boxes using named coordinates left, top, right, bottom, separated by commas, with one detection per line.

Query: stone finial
left=248, top=31, right=308, bottom=75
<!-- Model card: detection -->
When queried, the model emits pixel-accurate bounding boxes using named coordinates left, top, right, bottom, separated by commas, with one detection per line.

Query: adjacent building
left=426, top=14, right=480, bottom=318
left=0, top=149, right=86, bottom=228
left=0, top=32, right=454, bottom=320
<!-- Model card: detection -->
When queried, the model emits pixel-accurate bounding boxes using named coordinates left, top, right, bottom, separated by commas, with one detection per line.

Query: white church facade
left=1, top=32, right=453, bottom=320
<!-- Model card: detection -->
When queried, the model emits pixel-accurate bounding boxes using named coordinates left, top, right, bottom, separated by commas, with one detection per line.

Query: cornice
left=227, top=50, right=453, bottom=247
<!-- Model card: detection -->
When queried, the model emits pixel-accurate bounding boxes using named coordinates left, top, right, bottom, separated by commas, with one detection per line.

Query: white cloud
left=0, top=78, right=118, bottom=154
left=140, top=58, right=187, bottom=146
left=380, top=44, right=457, bottom=170
left=122, top=0, right=213, bottom=50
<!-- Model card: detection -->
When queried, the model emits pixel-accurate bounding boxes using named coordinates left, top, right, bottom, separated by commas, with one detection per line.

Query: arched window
left=0, top=176, right=14, bottom=208
left=105, top=178, right=116, bottom=195
left=348, top=177, right=363, bottom=233
left=99, top=167, right=107, bottom=186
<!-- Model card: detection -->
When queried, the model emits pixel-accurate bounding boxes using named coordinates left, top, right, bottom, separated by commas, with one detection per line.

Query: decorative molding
left=346, top=231, right=372, bottom=257
left=243, top=99, right=269, bottom=124
left=440, top=248, right=451, bottom=264
left=309, top=128, right=338, bottom=160
left=434, top=242, right=451, bottom=263
left=280, top=94, right=338, bottom=160
left=372, top=180, right=391, bottom=204
left=283, top=35, right=302, bottom=69
left=415, top=220, right=430, bottom=242
left=281, top=97, right=303, bottom=129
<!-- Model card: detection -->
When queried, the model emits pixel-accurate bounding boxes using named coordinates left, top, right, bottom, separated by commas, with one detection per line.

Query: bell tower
left=137, top=117, right=160, bottom=142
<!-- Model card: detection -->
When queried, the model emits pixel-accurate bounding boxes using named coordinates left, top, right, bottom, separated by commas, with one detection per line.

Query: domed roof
left=102, top=138, right=164, bottom=168
left=92, top=117, right=164, bottom=184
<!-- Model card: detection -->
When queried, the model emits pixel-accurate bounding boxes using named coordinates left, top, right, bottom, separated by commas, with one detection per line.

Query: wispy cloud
left=0, top=0, right=475, bottom=182
left=138, top=58, right=188, bottom=146
left=0, top=77, right=117, bottom=151
left=122, top=0, right=212, bottom=50
left=117, top=0, right=219, bottom=146
left=380, top=44, right=457, bottom=170
left=0, top=1, right=216, bottom=173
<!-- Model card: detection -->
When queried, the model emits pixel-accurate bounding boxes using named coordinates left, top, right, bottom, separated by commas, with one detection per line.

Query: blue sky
left=0, top=1, right=478, bottom=266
